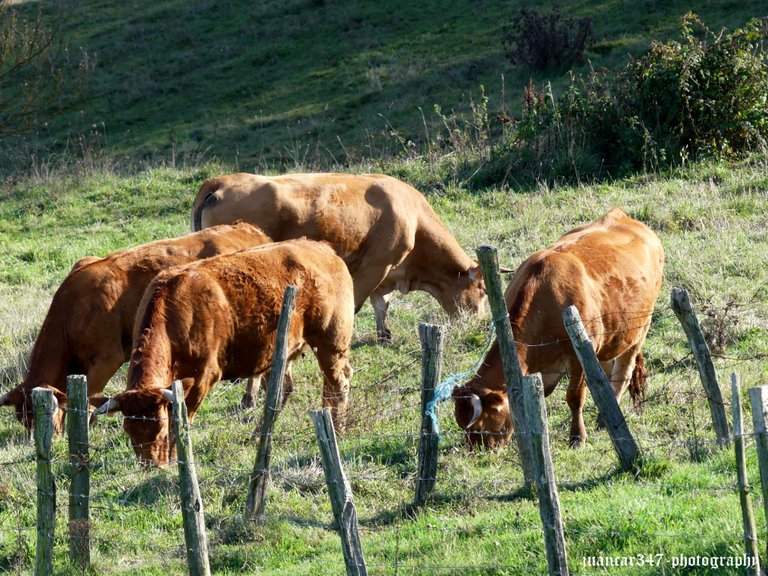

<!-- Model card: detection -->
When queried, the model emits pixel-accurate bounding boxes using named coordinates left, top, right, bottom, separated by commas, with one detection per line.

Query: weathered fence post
left=170, top=380, right=211, bottom=576
left=749, top=385, right=768, bottom=564
left=670, top=287, right=730, bottom=448
left=66, top=375, right=90, bottom=569
left=562, top=306, right=642, bottom=472
left=522, top=373, right=569, bottom=576
left=475, top=245, right=534, bottom=488
left=310, top=408, right=367, bottom=576
left=730, top=374, right=761, bottom=574
left=414, top=323, right=446, bottom=506
left=246, top=285, right=298, bottom=519
left=32, top=387, right=56, bottom=576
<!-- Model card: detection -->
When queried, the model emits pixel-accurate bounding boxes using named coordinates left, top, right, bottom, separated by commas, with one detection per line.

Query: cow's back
left=192, top=173, right=427, bottom=306
left=142, top=239, right=355, bottom=383
left=35, top=223, right=270, bottom=380
left=505, top=208, right=664, bottom=367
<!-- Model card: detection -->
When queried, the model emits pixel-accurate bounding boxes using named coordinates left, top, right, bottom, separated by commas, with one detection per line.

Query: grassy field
left=1, top=0, right=768, bottom=574
left=1, top=155, right=768, bottom=574
left=1, top=0, right=760, bottom=172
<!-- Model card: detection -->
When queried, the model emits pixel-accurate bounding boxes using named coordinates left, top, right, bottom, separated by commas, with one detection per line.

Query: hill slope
left=1, top=0, right=760, bottom=172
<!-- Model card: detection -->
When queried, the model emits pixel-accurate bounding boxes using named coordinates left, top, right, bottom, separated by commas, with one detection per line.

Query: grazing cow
left=452, top=208, right=664, bottom=449
left=93, top=239, right=355, bottom=466
left=0, top=222, right=271, bottom=432
left=190, top=172, right=490, bottom=343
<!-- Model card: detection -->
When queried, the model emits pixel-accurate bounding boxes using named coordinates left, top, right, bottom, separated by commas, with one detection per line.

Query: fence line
left=1, top=294, right=765, bottom=574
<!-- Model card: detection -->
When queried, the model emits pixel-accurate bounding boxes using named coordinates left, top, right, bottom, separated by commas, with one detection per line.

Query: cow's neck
left=400, top=217, right=475, bottom=304
left=21, top=315, right=70, bottom=393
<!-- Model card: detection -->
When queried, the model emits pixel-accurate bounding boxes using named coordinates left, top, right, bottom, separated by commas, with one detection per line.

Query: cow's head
left=443, top=265, right=487, bottom=317
left=452, top=384, right=513, bottom=449
left=92, top=388, right=174, bottom=466
left=0, top=385, right=67, bottom=434
left=444, top=264, right=513, bottom=318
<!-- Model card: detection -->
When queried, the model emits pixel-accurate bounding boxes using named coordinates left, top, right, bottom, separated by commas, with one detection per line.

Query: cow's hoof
left=595, top=412, right=606, bottom=430
left=569, top=435, right=586, bottom=448
left=239, top=393, right=255, bottom=410
left=376, top=330, right=393, bottom=345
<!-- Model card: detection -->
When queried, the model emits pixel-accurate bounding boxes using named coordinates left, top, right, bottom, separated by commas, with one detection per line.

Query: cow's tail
left=628, top=351, right=647, bottom=412
left=191, top=184, right=219, bottom=232
left=192, top=198, right=205, bottom=232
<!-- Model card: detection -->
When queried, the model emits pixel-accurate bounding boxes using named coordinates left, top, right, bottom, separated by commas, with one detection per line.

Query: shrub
left=503, top=8, right=593, bottom=72
left=514, top=14, right=768, bottom=181
left=623, top=14, right=768, bottom=161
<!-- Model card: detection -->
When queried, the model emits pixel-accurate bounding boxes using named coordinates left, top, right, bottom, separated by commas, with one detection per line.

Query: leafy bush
left=503, top=8, right=593, bottom=72
left=514, top=14, right=768, bottom=181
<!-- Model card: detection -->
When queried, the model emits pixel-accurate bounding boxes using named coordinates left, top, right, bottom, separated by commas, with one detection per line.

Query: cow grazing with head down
left=190, top=173, right=491, bottom=343
left=452, top=208, right=664, bottom=449
left=93, top=239, right=355, bottom=466
left=0, top=222, right=271, bottom=432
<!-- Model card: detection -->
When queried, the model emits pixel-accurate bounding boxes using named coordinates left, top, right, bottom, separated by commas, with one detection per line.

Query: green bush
left=515, top=14, right=768, bottom=181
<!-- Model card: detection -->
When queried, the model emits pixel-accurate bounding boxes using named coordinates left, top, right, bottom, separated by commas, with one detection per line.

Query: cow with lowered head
left=452, top=208, right=664, bottom=449
left=0, top=222, right=271, bottom=433
left=94, top=239, right=355, bottom=466
left=190, top=173, right=492, bottom=343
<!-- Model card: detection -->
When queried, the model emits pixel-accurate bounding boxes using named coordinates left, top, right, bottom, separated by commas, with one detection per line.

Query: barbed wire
left=2, top=306, right=767, bottom=573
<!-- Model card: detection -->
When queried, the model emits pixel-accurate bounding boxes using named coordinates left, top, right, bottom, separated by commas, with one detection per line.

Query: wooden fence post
left=66, top=375, right=90, bottom=569
left=310, top=408, right=367, bottom=576
left=562, top=306, right=642, bottom=472
left=522, top=373, right=569, bottom=576
left=749, top=385, right=768, bottom=564
left=32, top=387, right=56, bottom=576
left=731, top=374, right=761, bottom=574
left=670, top=287, right=730, bottom=448
left=170, top=380, right=211, bottom=576
left=476, top=245, right=534, bottom=488
left=246, top=285, right=298, bottom=519
left=414, top=323, right=446, bottom=506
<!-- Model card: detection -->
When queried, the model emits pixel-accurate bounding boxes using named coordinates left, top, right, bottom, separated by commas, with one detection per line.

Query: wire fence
left=1, top=303, right=766, bottom=574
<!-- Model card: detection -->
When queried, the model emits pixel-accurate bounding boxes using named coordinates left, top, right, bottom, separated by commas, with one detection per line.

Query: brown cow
left=93, top=239, right=355, bottom=466
left=0, top=222, right=271, bottom=432
left=190, top=172, right=489, bottom=343
left=452, top=208, right=664, bottom=449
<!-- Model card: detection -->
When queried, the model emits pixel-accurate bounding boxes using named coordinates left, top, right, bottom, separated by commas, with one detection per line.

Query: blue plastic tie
left=424, top=314, right=507, bottom=438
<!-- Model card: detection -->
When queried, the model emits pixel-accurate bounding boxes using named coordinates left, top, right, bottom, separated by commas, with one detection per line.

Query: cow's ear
left=468, top=264, right=483, bottom=282
left=485, top=391, right=509, bottom=413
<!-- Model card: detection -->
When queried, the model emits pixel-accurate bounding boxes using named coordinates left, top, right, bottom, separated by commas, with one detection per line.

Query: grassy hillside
left=1, top=0, right=761, bottom=173
left=1, top=157, right=768, bottom=574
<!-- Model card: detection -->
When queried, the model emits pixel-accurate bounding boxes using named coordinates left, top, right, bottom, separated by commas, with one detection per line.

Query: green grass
left=1, top=1, right=768, bottom=572
left=2, top=156, right=768, bottom=574
left=1, top=0, right=760, bottom=172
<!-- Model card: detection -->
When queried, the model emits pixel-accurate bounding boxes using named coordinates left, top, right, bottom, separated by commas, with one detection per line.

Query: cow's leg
left=609, top=346, right=642, bottom=404
left=314, top=347, right=353, bottom=433
left=566, top=360, right=588, bottom=447
left=370, top=289, right=393, bottom=344
left=280, top=365, right=295, bottom=408
left=240, top=375, right=261, bottom=409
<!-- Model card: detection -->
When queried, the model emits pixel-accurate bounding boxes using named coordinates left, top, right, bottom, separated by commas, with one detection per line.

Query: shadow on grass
left=117, top=475, right=177, bottom=507
left=361, top=465, right=627, bottom=529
